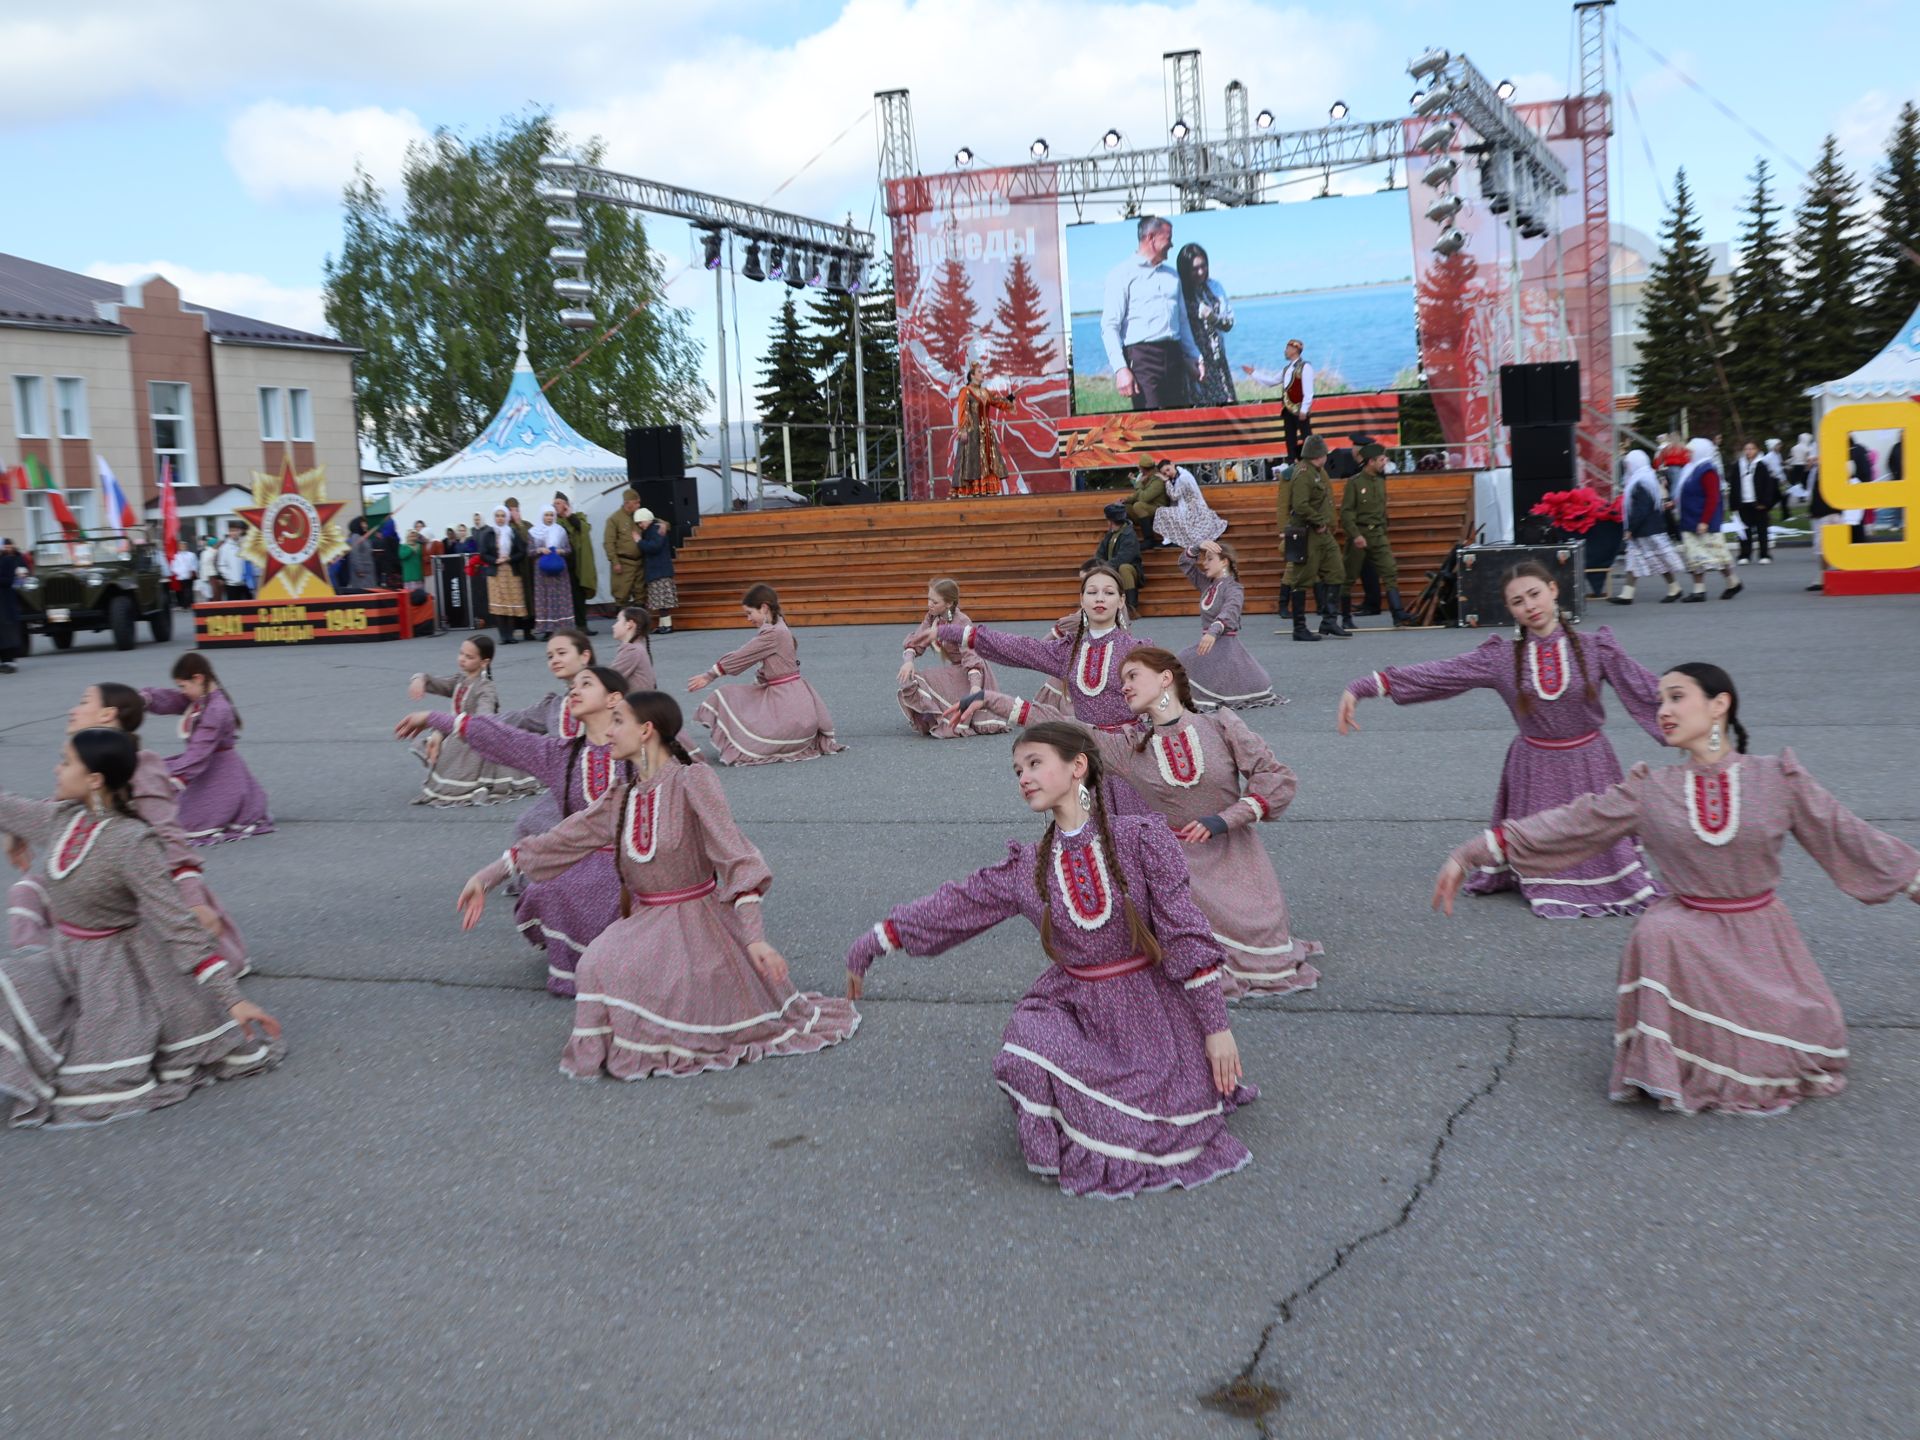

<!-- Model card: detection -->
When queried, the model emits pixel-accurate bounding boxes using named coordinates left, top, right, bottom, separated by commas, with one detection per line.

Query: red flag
left=159, top=456, right=180, bottom=573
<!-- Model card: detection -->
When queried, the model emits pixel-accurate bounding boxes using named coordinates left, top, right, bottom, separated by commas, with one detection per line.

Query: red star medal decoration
left=237, top=454, right=346, bottom=598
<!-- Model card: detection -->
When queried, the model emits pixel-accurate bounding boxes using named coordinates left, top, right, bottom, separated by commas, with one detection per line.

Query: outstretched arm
left=939, top=622, right=1072, bottom=680
left=1134, top=821, right=1231, bottom=1036
left=140, top=686, right=190, bottom=716
left=1439, top=766, right=1649, bottom=911
left=1783, top=750, right=1920, bottom=905
left=847, top=843, right=1031, bottom=981
left=1594, top=628, right=1666, bottom=743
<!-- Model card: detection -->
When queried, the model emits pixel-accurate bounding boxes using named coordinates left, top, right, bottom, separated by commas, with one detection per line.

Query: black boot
left=1290, top=590, right=1321, bottom=641
left=1340, top=590, right=1355, bottom=629
left=1125, top=589, right=1141, bottom=616
left=1318, top=585, right=1352, bottom=637
left=1278, top=581, right=1293, bottom=616
left=1387, top=587, right=1416, bottom=627
left=497, top=621, right=517, bottom=645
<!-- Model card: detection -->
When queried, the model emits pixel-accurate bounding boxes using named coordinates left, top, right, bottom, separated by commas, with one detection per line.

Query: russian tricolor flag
left=97, top=456, right=139, bottom=529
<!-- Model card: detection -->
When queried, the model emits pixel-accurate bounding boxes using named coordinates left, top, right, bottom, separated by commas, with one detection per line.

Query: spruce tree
left=924, top=257, right=979, bottom=380
left=985, top=254, right=1061, bottom=379
left=755, top=295, right=827, bottom=484
left=1867, top=100, right=1920, bottom=347
left=1786, top=136, right=1875, bottom=390
left=1629, top=168, right=1726, bottom=437
left=1721, top=160, right=1798, bottom=444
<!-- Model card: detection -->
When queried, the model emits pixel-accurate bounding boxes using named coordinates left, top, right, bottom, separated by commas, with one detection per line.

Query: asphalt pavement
left=0, top=553, right=1914, bottom=1440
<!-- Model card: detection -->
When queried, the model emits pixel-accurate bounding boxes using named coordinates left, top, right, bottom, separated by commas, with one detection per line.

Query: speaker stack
left=1500, top=361, right=1579, bottom=543
left=624, top=425, right=700, bottom=544
left=814, top=475, right=879, bottom=507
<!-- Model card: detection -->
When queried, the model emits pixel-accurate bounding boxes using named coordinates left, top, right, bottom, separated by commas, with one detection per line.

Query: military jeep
left=17, top=530, right=175, bottom=652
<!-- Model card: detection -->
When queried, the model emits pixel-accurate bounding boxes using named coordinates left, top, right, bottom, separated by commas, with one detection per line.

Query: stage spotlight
left=805, top=254, right=826, bottom=287
left=1421, top=157, right=1460, bottom=187
left=1431, top=228, right=1466, bottom=258
left=700, top=230, right=723, bottom=270
left=1102, top=128, right=1123, bottom=149
left=1170, top=118, right=1190, bottom=141
left=1328, top=100, right=1349, bottom=121
left=826, top=258, right=844, bottom=290
left=1518, top=213, right=1548, bottom=239
left=560, top=308, right=597, bottom=329
left=1415, top=121, right=1457, bottom=153
left=545, top=215, right=583, bottom=239
left=1414, top=84, right=1454, bottom=118
left=955, top=146, right=974, bottom=167
left=1254, top=109, right=1274, bottom=130
left=1410, top=90, right=1427, bottom=111
left=1424, top=194, right=1464, bottom=224
left=1030, top=138, right=1050, bottom=160
left=846, top=258, right=868, bottom=294
left=742, top=241, right=765, bottom=282
left=552, top=278, right=592, bottom=301
left=785, top=249, right=807, bottom=289
left=1496, top=78, right=1517, bottom=101
left=548, top=245, right=587, bottom=267
left=1408, top=47, right=1450, bottom=81
left=767, top=243, right=786, bottom=280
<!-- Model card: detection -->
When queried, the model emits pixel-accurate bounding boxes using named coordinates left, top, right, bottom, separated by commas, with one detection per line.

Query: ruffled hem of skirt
left=1007, top=1107, right=1254, bottom=1199
left=1222, top=955, right=1322, bottom=1000
left=4, top=1032, right=282, bottom=1130
left=561, top=995, right=860, bottom=1080
left=1609, top=1031, right=1845, bottom=1118
left=182, top=818, right=275, bottom=846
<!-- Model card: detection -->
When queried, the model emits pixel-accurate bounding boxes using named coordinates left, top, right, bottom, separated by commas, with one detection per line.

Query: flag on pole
left=0, top=463, right=16, bottom=504
left=159, top=456, right=181, bottom=576
left=97, top=455, right=139, bottom=529
left=23, top=454, right=81, bottom=536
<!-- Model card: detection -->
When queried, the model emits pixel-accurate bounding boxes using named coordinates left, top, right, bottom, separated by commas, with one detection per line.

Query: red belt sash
left=1675, top=891, right=1775, bottom=913
left=632, top=877, right=718, bottom=907
left=1523, top=730, right=1599, bottom=750
left=1059, top=952, right=1153, bottom=982
left=56, top=921, right=131, bottom=940
left=764, top=673, right=804, bottom=687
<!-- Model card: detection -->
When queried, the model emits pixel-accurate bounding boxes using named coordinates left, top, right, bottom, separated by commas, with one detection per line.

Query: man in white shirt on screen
left=1099, top=215, right=1203, bottom=411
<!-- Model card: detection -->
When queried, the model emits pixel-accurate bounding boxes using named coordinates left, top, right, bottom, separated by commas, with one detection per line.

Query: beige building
left=1609, top=222, right=1733, bottom=410
left=2, top=253, right=358, bottom=550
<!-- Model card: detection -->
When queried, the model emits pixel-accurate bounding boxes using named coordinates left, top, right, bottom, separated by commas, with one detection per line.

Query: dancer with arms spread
left=1435, top=663, right=1919, bottom=1115
left=140, top=652, right=273, bottom=844
left=896, top=579, right=1005, bottom=739
left=404, top=636, right=538, bottom=807
left=687, top=585, right=844, bottom=764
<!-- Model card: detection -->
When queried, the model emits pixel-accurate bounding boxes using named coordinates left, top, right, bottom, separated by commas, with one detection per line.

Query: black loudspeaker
left=815, top=476, right=878, bottom=506
left=1511, top=425, right=1576, bottom=542
left=1500, top=361, right=1581, bottom=429
left=624, top=425, right=686, bottom=481
left=633, top=475, right=701, bottom=544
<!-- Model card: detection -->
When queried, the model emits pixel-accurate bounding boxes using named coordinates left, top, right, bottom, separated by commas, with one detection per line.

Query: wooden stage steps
left=664, top=474, right=1475, bottom=630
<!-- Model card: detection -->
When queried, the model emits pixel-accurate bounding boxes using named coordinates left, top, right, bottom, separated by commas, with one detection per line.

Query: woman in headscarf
left=528, top=506, right=573, bottom=639
left=1672, top=438, right=1740, bottom=602
left=478, top=507, right=528, bottom=644
left=1608, top=450, right=1686, bottom=605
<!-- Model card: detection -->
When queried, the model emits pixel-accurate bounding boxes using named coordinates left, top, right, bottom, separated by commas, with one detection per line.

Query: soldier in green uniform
left=1338, top=443, right=1415, bottom=628
left=1281, top=436, right=1349, bottom=641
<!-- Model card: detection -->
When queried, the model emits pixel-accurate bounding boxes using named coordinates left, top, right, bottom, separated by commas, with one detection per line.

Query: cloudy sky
left=10, top=0, right=1916, bottom=438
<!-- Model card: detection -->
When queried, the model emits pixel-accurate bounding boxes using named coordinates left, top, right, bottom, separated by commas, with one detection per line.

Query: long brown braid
left=1120, top=646, right=1199, bottom=753
left=1504, top=561, right=1597, bottom=715
left=1021, top=721, right=1163, bottom=967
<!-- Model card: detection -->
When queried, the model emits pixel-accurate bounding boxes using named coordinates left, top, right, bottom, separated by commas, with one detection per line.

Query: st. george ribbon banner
left=886, top=165, right=1071, bottom=497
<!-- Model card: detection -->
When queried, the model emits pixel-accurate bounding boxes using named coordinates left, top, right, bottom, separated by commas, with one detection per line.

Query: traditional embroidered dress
left=10, top=752, right=250, bottom=975
left=427, top=713, right=628, bottom=996
left=849, top=814, right=1256, bottom=1198
left=1151, top=467, right=1228, bottom=550
left=898, top=607, right=1005, bottom=739
left=407, top=673, right=539, bottom=807
left=937, top=618, right=1155, bottom=814
left=612, top=639, right=656, bottom=692
left=0, top=793, right=280, bottom=1128
left=951, top=383, right=1014, bottom=496
left=474, top=763, right=859, bottom=1078
left=1176, top=550, right=1278, bottom=710
left=984, top=694, right=1320, bottom=997
left=138, top=688, right=273, bottom=845
left=1347, top=626, right=1665, bottom=917
left=528, top=519, right=574, bottom=637
left=1452, top=751, right=1920, bottom=1116
left=693, top=621, right=845, bottom=765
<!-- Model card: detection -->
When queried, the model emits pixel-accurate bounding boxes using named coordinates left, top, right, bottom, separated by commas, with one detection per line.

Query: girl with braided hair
left=686, top=584, right=845, bottom=764
left=457, top=691, right=858, bottom=1079
left=1338, top=561, right=1667, bottom=919
left=403, top=636, right=540, bottom=807
left=948, top=649, right=1320, bottom=997
left=896, top=579, right=1006, bottom=739
left=1436, top=663, right=1920, bottom=1116
left=139, top=652, right=274, bottom=843
left=399, top=665, right=633, bottom=997
left=845, top=721, right=1254, bottom=1198
left=1176, top=540, right=1280, bottom=710
left=0, top=728, right=281, bottom=1128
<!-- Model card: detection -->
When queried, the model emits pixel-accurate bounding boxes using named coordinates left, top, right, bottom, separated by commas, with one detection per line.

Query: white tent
left=1808, top=301, right=1920, bottom=413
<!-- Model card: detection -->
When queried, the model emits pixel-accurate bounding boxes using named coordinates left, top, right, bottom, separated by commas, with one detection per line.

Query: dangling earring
left=1154, top=691, right=1172, bottom=713
left=1709, top=722, right=1722, bottom=753
left=1076, top=781, right=1092, bottom=811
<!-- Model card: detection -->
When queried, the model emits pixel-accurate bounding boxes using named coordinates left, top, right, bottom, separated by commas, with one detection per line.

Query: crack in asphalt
left=1203, top=1015, right=1524, bottom=1434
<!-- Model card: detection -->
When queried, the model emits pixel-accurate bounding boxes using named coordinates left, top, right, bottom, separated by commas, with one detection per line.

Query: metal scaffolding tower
left=876, top=89, right=919, bottom=184
left=1573, top=0, right=1617, bottom=486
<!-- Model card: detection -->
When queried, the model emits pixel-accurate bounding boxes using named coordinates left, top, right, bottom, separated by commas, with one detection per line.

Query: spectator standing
left=504, top=498, right=536, bottom=639
left=168, top=541, right=198, bottom=608
left=1673, top=438, right=1740, bottom=602
left=216, top=522, right=252, bottom=601
left=553, top=492, right=597, bottom=634
left=639, top=516, right=678, bottom=633
left=0, top=537, right=24, bottom=673
left=1734, top=440, right=1778, bottom=565
left=196, top=536, right=221, bottom=602
left=603, top=491, right=646, bottom=606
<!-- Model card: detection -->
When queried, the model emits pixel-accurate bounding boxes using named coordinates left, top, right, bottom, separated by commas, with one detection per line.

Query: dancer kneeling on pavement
left=897, top=578, right=1006, bottom=739
left=140, top=652, right=274, bottom=844
left=9, top=682, right=248, bottom=973
left=687, top=584, right=845, bottom=764
left=405, top=636, right=538, bottom=807
left=458, top=691, right=859, bottom=1079
left=400, top=665, right=632, bottom=998
left=0, top=728, right=280, bottom=1129
left=1177, top=540, right=1280, bottom=709
left=845, top=720, right=1254, bottom=1198
left=1434, top=663, right=1920, bottom=1116
left=950, top=647, right=1320, bottom=998
left=1339, top=561, right=1666, bottom=919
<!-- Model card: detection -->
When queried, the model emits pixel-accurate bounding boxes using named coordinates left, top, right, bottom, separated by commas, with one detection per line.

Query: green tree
left=756, top=294, right=826, bottom=484
left=924, top=257, right=979, bottom=380
left=986, top=254, right=1060, bottom=378
left=1629, top=168, right=1726, bottom=437
left=1866, top=100, right=1920, bottom=347
left=1786, top=135, right=1876, bottom=390
left=323, top=112, right=707, bottom=469
left=1720, top=160, right=1798, bottom=444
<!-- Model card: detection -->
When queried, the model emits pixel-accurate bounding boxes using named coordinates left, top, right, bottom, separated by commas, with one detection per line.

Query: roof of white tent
left=390, top=332, right=629, bottom=492
left=1808, top=301, right=1920, bottom=399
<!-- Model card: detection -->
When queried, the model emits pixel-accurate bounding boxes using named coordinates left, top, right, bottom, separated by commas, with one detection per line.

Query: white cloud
left=83, top=261, right=331, bottom=338
left=225, top=102, right=428, bottom=204
left=1834, top=90, right=1900, bottom=171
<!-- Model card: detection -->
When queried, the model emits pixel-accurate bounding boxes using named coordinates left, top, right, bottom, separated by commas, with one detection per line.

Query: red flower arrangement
left=1528, top=487, right=1614, bottom=535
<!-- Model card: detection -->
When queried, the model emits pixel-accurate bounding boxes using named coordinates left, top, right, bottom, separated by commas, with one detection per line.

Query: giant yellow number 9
left=1817, top=402, right=1920, bottom=570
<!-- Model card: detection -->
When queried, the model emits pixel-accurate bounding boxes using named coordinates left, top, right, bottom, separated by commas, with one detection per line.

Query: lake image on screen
left=1070, top=281, right=1417, bottom=412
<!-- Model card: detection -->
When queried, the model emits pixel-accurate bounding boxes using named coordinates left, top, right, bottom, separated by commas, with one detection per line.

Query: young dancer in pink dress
left=1339, top=561, right=1664, bottom=918
left=953, top=646, right=1319, bottom=998
left=405, top=636, right=539, bottom=807
left=896, top=579, right=1005, bottom=739
left=686, top=585, right=844, bottom=764
left=1176, top=540, right=1279, bottom=710
left=845, top=720, right=1253, bottom=1198
left=457, top=691, right=859, bottom=1079
left=139, top=653, right=273, bottom=844
left=1435, top=662, right=1920, bottom=1116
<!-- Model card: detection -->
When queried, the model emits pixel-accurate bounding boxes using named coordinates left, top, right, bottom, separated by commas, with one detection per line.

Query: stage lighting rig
left=1030, top=138, right=1050, bottom=159
left=1431, top=227, right=1466, bottom=257
left=1424, top=194, right=1464, bottom=224
left=700, top=230, right=723, bottom=270
left=826, top=258, right=844, bottom=289
left=845, top=257, right=867, bottom=294
left=1102, top=128, right=1123, bottom=149
left=954, top=146, right=974, bottom=166
left=767, top=243, right=786, bottom=280
left=742, top=241, right=765, bottom=282
left=1421, top=157, right=1460, bottom=187
left=1495, top=78, right=1516, bottom=100
left=1409, top=47, right=1450, bottom=81
left=1415, top=121, right=1457, bottom=153
left=1254, top=109, right=1274, bottom=129
left=1328, top=100, right=1349, bottom=121
left=784, top=248, right=808, bottom=289
left=1414, top=84, right=1454, bottom=118
left=1170, top=118, right=1191, bottom=141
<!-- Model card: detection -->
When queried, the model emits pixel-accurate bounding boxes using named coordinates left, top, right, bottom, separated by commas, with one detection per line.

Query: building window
left=289, top=388, right=313, bottom=441
left=150, top=381, right=197, bottom=486
left=259, top=386, right=285, bottom=441
left=25, top=488, right=94, bottom=545
left=55, top=377, right=90, bottom=439
left=11, top=375, right=46, bottom=438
